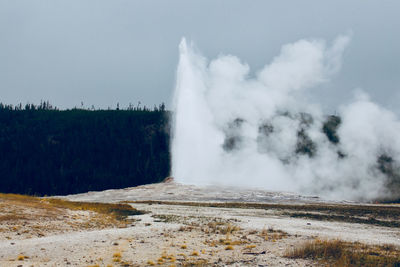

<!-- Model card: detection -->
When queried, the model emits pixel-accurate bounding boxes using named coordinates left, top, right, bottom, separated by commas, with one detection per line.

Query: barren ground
left=0, top=181, right=399, bottom=266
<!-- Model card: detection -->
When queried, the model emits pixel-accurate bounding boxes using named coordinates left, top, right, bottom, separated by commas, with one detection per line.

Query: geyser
left=171, top=35, right=400, bottom=201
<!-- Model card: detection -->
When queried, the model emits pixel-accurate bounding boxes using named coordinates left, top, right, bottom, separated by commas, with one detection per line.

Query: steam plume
left=172, top=35, right=400, bottom=201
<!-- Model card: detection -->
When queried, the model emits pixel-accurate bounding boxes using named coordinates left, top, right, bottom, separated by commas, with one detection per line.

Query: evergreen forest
left=0, top=102, right=170, bottom=196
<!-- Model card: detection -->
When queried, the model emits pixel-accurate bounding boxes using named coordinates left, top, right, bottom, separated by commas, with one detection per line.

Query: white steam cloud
left=171, top=35, right=400, bottom=201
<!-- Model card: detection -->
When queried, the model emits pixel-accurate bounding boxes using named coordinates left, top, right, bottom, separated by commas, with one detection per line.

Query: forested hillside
left=0, top=103, right=170, bottom=196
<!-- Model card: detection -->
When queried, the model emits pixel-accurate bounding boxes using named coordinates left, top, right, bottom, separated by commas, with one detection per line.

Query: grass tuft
left=285, top=239, right=400, bottom=267
left=17, top=255, right=25, bottom=261
left=113, top=252, right=122, bottom=258
left=191, top=250, right=199, bottom=256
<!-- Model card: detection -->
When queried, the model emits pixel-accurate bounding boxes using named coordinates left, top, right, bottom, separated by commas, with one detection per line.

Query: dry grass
left=191, top=250, right=199, bottom=256
left=252, top=226, right=289, bottom=242
left=0, top=193, right=143, bottom=221
left=201, top=221, right=241, bottom=236
left=285, top=239, right=400, bottom=267
left=147, top=260, right=155, bottom=265
left=0, top=193, right=57, bottom=218
left=148, top=251, right=178, bottom=266
left=17, top=254, right=25, bottom=261
left=112, top=251, right=122, bottom=263
left=0, top=193, right=145, bottom=239
left=0, top=193, right=44, bottom=203
left=112, top=252, right=122, bottom=258
left=46, top=198, right=144, bottom=220
left=142, top=220, right=250, bottom=266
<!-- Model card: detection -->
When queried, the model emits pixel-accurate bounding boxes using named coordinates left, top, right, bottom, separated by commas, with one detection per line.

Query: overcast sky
left=0, top=0, right=399, bottom=112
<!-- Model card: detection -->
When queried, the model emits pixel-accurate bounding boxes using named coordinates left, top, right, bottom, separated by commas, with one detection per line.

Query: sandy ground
left=0, top=181, right=399, bottom=266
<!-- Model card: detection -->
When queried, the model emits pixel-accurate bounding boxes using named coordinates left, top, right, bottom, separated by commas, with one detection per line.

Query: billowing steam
left=171, top=35, right=400, bottom=201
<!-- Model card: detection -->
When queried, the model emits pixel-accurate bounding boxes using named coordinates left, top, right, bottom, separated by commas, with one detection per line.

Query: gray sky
left=0, top=0, right=399, bottom=112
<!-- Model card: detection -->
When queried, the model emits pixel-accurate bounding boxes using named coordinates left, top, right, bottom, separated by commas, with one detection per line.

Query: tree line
left=0, top=102, right=170, bottom=196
